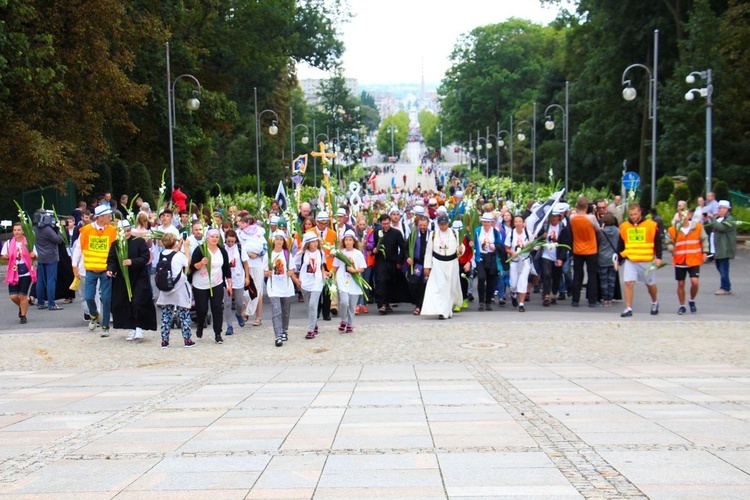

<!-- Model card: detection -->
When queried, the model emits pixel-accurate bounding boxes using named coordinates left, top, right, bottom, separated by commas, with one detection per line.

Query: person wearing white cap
left=315, top=210, right=337, bottom=319
left=336, top=207, right=354, bottom=241
left=296, top=231, right=327, bottom=338
left=473, top=212, right=503, bottom=311
left=390, top=205, right=410, bottom=240
left=76, top=204, right=117, bottom=335
left=450, top=191, right=466, bottom=219
left=332, top=229, right=367, bottom=333
left=266, top=230, right=300, bottom=347
left=421, top=215, right=463, bottom=319
left=106, top=219, right=157, bottom=341
left=710, top=200, right=736, bottom=295
left=427, top=198, right=438, bottom=220
left=505, top=214, right=533, bottom=312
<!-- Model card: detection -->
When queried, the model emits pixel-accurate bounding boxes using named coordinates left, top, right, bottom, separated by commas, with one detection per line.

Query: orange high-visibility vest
left=668, top=223, right=705, bottom=267
left=78, top=223, right=117, bottom=272
left=619, top=219, right=657, bottom=262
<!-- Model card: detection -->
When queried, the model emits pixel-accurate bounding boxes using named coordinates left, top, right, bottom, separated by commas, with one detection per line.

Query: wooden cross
left=310, top=141, right=336, bottom=165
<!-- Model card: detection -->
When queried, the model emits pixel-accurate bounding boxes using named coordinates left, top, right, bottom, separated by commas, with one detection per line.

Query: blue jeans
left=715, top=258, right=731, bottom=291
left=85, top=271, right=112, bottom=327
left=36, top=261, right=58, bottom=308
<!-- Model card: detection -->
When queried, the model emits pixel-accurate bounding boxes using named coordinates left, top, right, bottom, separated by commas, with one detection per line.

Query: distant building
left=299, top=78, right=359, bottom=106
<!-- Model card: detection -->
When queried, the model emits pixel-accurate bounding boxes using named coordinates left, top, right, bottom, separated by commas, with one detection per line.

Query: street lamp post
left=389, top=125, right=398, bottom=159
left=544, top=80, right=570, bottom=194
left=516, top=105, right=537, bottom=195
left=476, top=131, right=489, bottom=178
left=685, top=69, right=713, bottom=194
left=622, top=29, right=659, bottom=207
left=253, top=86, right=279, bottom=208
left=166, top=41, right=202, bottom=193
left=289, top=107, right=310, bottom=161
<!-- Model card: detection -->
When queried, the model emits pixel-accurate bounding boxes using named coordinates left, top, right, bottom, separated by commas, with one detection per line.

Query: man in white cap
left=75, top=205, right=117, bottom=335
left=336, top=207, right=354, bottom=240
left=473, top=212, right=503, bottom=311
left=710, top=200, right=736, bottom=295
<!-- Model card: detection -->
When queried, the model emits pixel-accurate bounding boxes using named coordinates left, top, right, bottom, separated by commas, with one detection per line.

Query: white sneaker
left=88, top=315, right=100, bottom=331
left=125, top=330, right=136, bottom=341
left=134, top=327, right=144, bottom=339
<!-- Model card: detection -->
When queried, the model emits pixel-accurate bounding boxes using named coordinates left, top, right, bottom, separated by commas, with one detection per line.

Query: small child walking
left=265, top=231, right=299, bottom=347
left=332, top=229, right=367, bottom=333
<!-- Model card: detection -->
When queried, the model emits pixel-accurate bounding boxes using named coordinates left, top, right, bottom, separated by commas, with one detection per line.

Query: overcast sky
left=297, top=0, right=563, bottom=86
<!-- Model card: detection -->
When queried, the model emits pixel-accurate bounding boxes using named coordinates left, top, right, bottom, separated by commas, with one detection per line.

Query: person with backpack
left=505, top=215, right=533, bottom=312
left=473, top=212, right=503, bottom=311
left=155, top=232, right=194, bottom=347
left=221, top=230, right=250, bottom=336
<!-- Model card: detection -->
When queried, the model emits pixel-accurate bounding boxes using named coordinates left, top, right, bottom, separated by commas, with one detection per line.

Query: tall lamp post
left=289, top=107, right=310, bottom=161
left=388, top=125, right=398, bottom=159
left=685, top=69, right=713, bottom=194
left=622, top=29, right=659, bottom=207
left=166, top=41, right=202, bottom=193
left=516, top=107, right=537, bottom=195
left=544, top=80, right=570, bottom=194
left=253, top=87, right=279, bottom=208
left=476, top=131, right=489, bottom=178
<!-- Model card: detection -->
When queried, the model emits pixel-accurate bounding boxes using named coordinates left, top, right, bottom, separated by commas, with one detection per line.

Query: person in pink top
left=1, top=222, right=38, bottom=324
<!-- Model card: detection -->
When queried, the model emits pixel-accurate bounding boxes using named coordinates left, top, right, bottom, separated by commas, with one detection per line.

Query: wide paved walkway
left=1, top=250, right=748, bottom=498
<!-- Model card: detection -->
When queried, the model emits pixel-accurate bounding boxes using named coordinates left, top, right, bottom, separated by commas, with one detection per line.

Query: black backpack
left=155, top=251, right=182, bottom=292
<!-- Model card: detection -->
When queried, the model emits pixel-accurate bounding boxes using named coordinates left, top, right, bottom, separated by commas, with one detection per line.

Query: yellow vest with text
left=619, top=219, right=657, bottom=262
left=79, top=223, right=117, bottom=272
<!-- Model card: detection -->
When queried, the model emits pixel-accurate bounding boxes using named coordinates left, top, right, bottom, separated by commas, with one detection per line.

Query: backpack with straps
left=154, top=251, right=182, bottom=292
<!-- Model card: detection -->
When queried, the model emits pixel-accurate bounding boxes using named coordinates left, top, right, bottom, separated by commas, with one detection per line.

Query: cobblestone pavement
left=0, top=252, right=748, bottom=498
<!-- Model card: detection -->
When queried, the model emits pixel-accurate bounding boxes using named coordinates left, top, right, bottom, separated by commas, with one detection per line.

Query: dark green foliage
left=129, top=162, right=154, bottom=206
left=713, top=180, right=729, bottom=201
left=687, top=170, right=704, bottom=199
left=110, top=159, right=130, bottom=199
left=673, top=184, right=690, bottom=204
left=657, top=176, right=675, bottom=204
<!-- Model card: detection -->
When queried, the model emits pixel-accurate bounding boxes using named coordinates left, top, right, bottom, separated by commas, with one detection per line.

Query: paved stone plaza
left=1, top=250, right=749, bottom=498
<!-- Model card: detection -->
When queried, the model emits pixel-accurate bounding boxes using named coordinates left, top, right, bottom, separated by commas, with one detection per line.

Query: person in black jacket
left=106, top=220, right=157, bottom=340
left=372, top=214, right=409, bottom=314
left=189, top=228, right=232, bottom=343
left=539, top=209, right=572, bottom=306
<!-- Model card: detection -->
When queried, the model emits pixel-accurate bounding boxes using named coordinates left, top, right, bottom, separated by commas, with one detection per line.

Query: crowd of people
left=2, top=177, right=739, bottom=345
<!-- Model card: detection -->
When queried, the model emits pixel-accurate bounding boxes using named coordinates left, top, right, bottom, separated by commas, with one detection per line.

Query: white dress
left=420, top=229, right=463, bottom=318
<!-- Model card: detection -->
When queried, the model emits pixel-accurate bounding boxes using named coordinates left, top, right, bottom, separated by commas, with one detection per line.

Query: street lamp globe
left=269, top=122, right=278, bottom=135
left=622, top=86, right=637, bottom=101
left=186, top=97, right=200, bottom=111
left=517, top=132, right=526, bottom=142
left=498, top=139, right=505, bottom=148
left=545, top=119, right=555, bottom=131
left=684, top=91, right=695, bottom=101
left=301, top=135, right=309, bottom=144
left=685, top=74, right=696, bottom=84
left=486, top=142, right=492, bottom=150
left=476, top=144, right=482, bottom=152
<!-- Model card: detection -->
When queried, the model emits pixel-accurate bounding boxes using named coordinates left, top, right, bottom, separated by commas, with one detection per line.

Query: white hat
left=94, top=205, right=113, bottom=218
left=342, top=229, right=357, bottom=240
left=436, top=206, right=448, bottom=214
left=451, top=220, right=464, bottom=230
left=455, top=190, right=464, bottom=197
left=718, top=200, right=732, bottom=209
left=302, top=231, right=319, bottom=245
left=481, top=212, right=494, bottom=222
left=336, top=207, right=347, bottom=217
left=428, top=198, right=438, bottom=206
left=389, top=206, right=400, bottom=214
left=557, top=202, right=570, bottom=213
left=272, top=229, right=286, bottom=240
left=270, top=215, right=280, bottom=225
left=117, top=219, right=131, bottom=229
left=413, top=206, right=425, bottom=216
left=552, top=206, right=565, bottom=215
left=316, top=211, right=330, bottom=221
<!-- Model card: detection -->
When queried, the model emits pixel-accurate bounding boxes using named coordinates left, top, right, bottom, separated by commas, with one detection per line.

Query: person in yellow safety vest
left=74, top=205, right=118, bottom=336
left=667, top=207, right=709, bottom=315
left=617, top=202, right=663, bottom=317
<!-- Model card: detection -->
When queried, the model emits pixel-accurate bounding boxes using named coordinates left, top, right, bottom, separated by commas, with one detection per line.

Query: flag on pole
left=275, top=180, right=288, bottom=211
left=525, top=189, right=566, bottom=239
left=293, top=154, right=308, bottom=174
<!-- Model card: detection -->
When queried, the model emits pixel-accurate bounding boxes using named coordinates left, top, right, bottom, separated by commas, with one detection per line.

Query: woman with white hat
left=296, top=231, right=328, bottom=339
left=332, top=229, right=367, bottom=333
